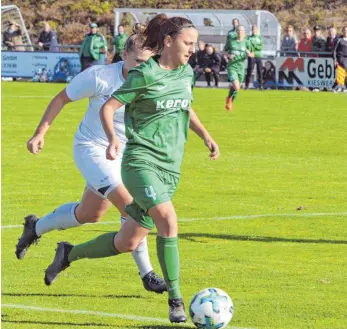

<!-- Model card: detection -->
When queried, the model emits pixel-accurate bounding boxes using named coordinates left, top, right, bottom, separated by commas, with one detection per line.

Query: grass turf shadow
left=176, top=232, right=347, bottom=245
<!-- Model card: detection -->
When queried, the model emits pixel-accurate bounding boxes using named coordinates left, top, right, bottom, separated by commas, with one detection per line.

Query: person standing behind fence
left=280, top=25, right=298, bottom=56
left=332, top=26, right=347, bottom=91
left=298, top=29, right=312, bottom=57
left=326, top=26, right=339, bottom=54
left=311, top=26, right=326, bottom=56
left=226, top=18, right=240, bottom=41
left=3, top=21, right=25, bottom=51
left=112, top=24, right=127, bottom=63
left=38, top=22, right=58, bottom=52
left=245, top=25, right=264, bottom=89
left=79, top=23, right=107, bottom=71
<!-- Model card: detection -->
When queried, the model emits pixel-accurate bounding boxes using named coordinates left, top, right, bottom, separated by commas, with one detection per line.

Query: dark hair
left=124, top=24, right=147, bottom=53
left=118, top=24, right=124, bottom=28
left=232, top=18, right=239, bottom=25
left=142, top=14, right=195, bottom=51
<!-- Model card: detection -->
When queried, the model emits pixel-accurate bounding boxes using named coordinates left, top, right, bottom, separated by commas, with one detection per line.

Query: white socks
left=120, top=216, right=153, bottom=278
left=35, top=202, right=81, bottom=236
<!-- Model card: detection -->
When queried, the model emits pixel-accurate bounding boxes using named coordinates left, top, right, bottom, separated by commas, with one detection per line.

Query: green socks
left=157, top=236, right=181, bottom=300
left=228, top=87, right=238, bottom=101
left=68, top=232, right=119, bottom=263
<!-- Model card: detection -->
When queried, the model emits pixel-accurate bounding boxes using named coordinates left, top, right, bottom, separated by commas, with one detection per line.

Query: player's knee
left=122, top=238, right=140, bottom=252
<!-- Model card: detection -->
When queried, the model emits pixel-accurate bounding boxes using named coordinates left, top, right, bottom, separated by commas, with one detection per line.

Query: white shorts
left=73, top=142, right=125, bottom=199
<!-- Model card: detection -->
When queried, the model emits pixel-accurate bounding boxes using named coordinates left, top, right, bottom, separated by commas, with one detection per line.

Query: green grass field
left=2, top=82, right=347, bottom=329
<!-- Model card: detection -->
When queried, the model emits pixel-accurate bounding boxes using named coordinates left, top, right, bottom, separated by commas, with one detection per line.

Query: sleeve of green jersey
left=112, top=70, right=147, bottom=104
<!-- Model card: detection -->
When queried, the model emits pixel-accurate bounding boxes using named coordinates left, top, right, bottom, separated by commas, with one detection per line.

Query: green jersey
left=225, top=38, right=253, bottom=70
left=112, top=33, right=127, bottom=55
left=224, top=28, right=237, bottom=52
left=247, top=34, right=264, bottom=58
left=112, top=56, right=194, bottom=175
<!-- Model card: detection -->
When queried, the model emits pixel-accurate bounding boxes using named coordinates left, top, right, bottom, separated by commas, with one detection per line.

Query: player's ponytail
left=142, top=14, right=195, bottom=52
left=124, top=23, right=147, bottom=53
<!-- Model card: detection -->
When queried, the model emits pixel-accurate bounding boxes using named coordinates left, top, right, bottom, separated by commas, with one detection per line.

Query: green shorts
left=227, top=66, right=245, bottom=83
left=121, top=163, right=179, bottom=230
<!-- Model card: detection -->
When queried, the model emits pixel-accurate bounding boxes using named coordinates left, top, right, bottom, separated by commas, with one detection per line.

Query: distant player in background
left=224, top=25, right=254, bottom=111
left=245, top=25, right=264, bottom=89
left=16, top=31, right=167, bottom=294
left=112, top=24, right=128, bottom=63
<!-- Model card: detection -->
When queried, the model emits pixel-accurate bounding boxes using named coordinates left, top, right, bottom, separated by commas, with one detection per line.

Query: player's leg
left=121, top=166, right=186, bottom=322
left=15, top=187, right=111, bottom=260
left=245, top=57, right=255, bottom=89
left=44, top=216, right=150, bottom=284
left=107, top=184, right=166, bottom=293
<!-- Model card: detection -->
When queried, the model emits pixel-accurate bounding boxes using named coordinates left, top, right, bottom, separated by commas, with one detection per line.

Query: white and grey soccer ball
left=189, top=288, right=234, bottom=329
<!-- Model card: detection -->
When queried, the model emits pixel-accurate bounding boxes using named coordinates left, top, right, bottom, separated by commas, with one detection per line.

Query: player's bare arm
left=100, top=97, right=124, bottom=160
left=27, top=89, right=71, bottom=154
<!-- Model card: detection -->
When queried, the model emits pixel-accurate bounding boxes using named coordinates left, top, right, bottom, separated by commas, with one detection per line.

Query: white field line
left=1, top=212, right=346, bottom=230
left=2, top=303, right=255, bottom=329
left=2, top=95, right=54, bottom=98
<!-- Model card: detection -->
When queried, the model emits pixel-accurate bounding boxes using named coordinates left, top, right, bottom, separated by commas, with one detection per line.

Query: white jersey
left=66, top=62, right=126, bottom=147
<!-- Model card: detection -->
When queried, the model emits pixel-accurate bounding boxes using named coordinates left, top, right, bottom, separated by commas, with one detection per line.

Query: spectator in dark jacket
left=311, top=25, right=326, bottom=55
left=326, top=26, right=339, bottom=53
left=38, top=22, right=59, bottom=51
left=194, top=40, right=206, bottom=81
left=202, top=44, right=221, bottom=87
left=332, top=26, right=347, bottom=90
left=2, top=20, right=25, bottom=51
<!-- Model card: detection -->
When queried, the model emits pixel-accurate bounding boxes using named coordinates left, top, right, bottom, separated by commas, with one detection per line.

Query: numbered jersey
left=225, top=38, right=253, bottom=70
left=66, top=62, right=126, bottom=147
left=112, top=56, right=194, bottom=174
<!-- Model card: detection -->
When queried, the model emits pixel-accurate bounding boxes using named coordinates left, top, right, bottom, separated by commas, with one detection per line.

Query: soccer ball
left=189, top=288, right=234, bottom=329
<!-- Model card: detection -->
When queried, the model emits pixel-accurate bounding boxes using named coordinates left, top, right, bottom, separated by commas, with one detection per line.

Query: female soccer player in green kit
left=44, top=14, right=220, bottom=323
left=224, top=25, right=254, bottom=111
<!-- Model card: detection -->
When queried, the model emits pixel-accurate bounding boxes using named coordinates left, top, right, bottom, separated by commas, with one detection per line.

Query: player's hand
left=205, top=68, right=212, bottom=73
left=27, top=134, right=45, bottom=154
left=106, top=138, right=120, bottom=160
left=204, top=137, right=220, bottom=160
left=38, top=42, right=43, bottom=48
left=229, top=54, right=235, bottom=60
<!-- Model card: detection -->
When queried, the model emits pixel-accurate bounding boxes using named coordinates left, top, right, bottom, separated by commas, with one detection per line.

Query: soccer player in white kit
left=15, top=31, right=166, bottom=294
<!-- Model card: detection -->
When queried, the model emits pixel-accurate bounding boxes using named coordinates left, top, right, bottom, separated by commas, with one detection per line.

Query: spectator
left=326, top=26, right=339, bottom=53
left=202, top=44, right=221, bottom=87
left=280, top=25, right=298, bottom=56
left=311, top=25, right=326, bottom=55
left=38, top=22, right=58, bottom=52
left=298, top=29, right=312, bottom=57
left=245, top=25, right=264, bottom=89
left=194, top=40, right=206, bottom=82
left=332, top=26, right=347, bottom=91
left=261, top=60, right=276, bottom=89
left=112, top=24, right=127, bottom=63
left=79, top=23, right=107, bottom=71
left=3, top=21, right=25, bottom=51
